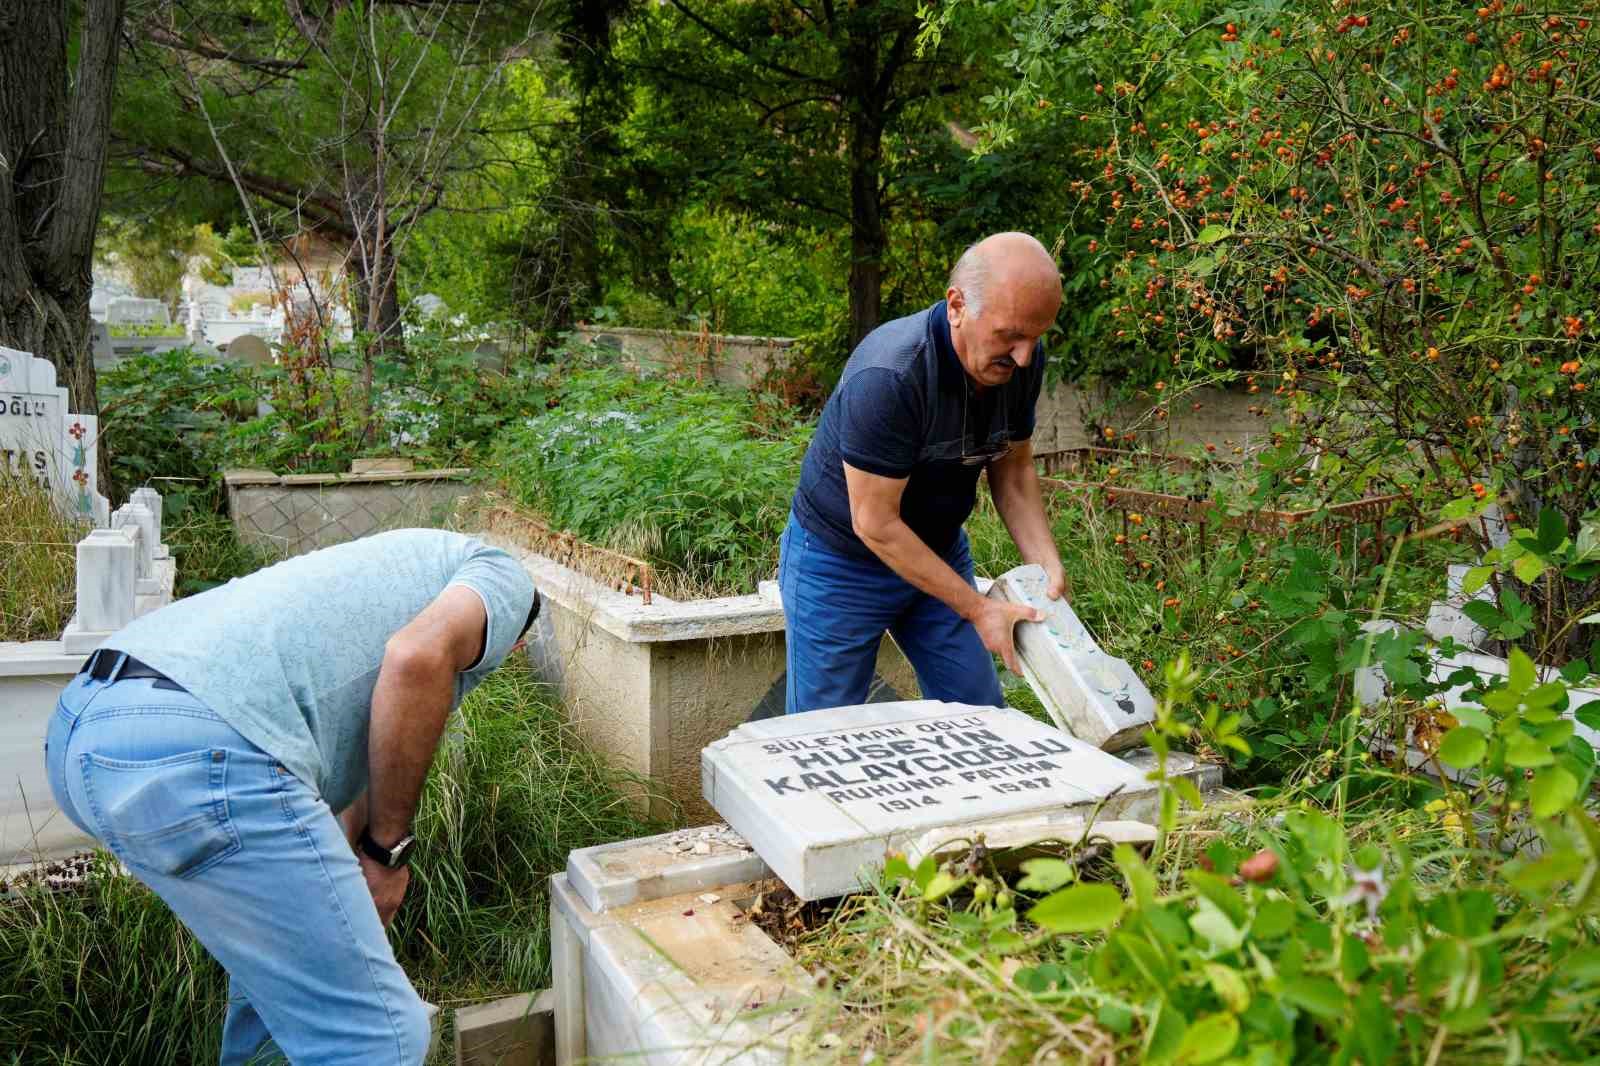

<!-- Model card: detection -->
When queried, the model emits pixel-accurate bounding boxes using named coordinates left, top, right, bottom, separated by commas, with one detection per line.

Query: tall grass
left=163, top=509, right=280, bottom=597
left=0, top=665, right=667, bottom=1064
left=395, top=666, right=673, bottom=1000
left=0, top=474, right=83, bottom=643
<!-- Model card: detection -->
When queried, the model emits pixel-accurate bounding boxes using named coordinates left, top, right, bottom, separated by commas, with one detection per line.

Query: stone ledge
left=0, top=642, right=86, bottom=679
left=567, top=825, right=770, bottom=914
left=484, top=535, right=994, bottom=648
left=577, top=325, right=795, bottom=347
left=225, top=467, right=472, bottom=487
left=455, top=990, right=555, bottom=1066
left=478, top=532, right=786, bottom=645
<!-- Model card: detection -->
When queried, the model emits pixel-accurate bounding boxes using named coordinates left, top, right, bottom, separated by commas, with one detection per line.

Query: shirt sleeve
left=835, top=367, right=923, bottom=478
left=447, top=541, right=536, bottom=674
left=1011, top=342, right=1047, bottom=441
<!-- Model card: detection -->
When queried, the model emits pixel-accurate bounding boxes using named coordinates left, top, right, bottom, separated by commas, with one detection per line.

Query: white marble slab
left=567, top=825, right=770, bottom=913
left=987, top=564, right=1156, bottom=751
left=1356, top=621, right=1598, bottom=752
left=702, top=700, right=1153, bottom=900
left=1424, top=563, right=1493, bottom=650
left=550, top=874, right=804, bottom=1066
left=74, top=528, right=136, bottom=635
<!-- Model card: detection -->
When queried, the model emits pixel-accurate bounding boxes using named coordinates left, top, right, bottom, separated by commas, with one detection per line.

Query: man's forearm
left=990, top=462, right=1063, bottom=574
left=858, top=517, right=990, bottom=621
left=365, top=656, right=454, bottom=843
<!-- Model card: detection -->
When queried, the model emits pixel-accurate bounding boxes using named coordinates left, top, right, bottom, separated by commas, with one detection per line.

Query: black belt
left=82, top=649, right=185, bottom=691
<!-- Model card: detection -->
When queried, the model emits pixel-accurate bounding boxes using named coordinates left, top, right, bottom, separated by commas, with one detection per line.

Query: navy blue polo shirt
left=791, top=301, right=1045, bottom=562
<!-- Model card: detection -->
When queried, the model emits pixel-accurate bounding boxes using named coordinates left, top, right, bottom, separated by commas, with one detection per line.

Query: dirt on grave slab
left=737, top=882, right=848, bottom=956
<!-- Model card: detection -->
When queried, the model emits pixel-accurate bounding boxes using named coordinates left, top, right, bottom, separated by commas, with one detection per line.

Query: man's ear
left=946, top=286, right=967, bottom=328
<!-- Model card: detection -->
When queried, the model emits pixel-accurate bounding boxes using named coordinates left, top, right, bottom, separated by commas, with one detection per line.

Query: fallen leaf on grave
left=682, top=909, right=695, bottom=917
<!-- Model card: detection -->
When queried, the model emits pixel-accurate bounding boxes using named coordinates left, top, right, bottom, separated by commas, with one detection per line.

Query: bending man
left=781, top=232, right=1066, bottom=713
left=45, top=528, right=538, bottom=1065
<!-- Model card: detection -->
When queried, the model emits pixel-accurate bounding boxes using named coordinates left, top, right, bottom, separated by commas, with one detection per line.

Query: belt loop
left=89, top=650, right=129, bottom=683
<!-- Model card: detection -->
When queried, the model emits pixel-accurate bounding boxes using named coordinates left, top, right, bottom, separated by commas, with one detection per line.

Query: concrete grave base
left=225, top=467, right=476, bottom=558
left=551, top=868, right=808, bottom=1066
left=478, top=532, right=919, bottom=821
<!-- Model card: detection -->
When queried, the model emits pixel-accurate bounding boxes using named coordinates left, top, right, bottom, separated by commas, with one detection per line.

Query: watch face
left=390, top=835, right=417, bottom=867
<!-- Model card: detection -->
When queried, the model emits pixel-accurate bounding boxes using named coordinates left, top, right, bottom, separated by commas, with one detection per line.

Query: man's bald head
left=947, top=232, right=1061, bottom=318
left=946, top=232, right=1062, bottom=388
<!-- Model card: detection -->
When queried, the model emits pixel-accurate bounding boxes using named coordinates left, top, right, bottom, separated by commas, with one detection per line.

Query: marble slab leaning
left=987, top=564, right=1156, bottom=751
left=702, top=700, right=1153, bottom=900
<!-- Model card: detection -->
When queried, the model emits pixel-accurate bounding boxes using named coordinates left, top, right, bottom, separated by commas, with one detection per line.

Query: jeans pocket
left=81, top=749, right=241, bottom=879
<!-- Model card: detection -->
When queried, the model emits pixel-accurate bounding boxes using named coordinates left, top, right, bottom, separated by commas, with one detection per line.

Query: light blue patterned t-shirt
left=107, top=529, right=535, bottom=813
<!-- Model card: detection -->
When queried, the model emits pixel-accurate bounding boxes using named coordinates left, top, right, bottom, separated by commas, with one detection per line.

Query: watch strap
left=358, top=828, right=414, bottom=868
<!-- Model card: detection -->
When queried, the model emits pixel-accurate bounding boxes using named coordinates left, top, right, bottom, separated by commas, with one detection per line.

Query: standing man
left=44, top=528, right=538, bottom=1065
left=780, top=231, right=1066, bottom=714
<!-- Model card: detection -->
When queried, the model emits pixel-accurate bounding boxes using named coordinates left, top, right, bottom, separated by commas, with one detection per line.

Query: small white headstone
left=73, top=528, right=138, bottom=635
left=0, top=345, right=108, bottom=523
left=226, top=334, right=274, bottom=367
left=129, top=487, right=168, bottom=559
left=114, top=502, right=159, bottom=592
left=90, top=322, right=116, bottom=370
left=987, top=564, right=1156, bottom=751
left=702, top=700, right=1152, bottom=900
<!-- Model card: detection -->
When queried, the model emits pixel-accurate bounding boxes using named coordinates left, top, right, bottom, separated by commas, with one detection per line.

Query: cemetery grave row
left=1, top=346, right=175, bottom=867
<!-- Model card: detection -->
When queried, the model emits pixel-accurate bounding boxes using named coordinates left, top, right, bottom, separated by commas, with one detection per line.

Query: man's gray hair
left=947, top=241, right=991, bottom=317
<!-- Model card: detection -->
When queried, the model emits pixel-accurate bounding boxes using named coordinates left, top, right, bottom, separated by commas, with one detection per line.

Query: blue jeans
left=44, top=666, right=430, bottom=1066
left=778, top=515, right=1004, bottom=714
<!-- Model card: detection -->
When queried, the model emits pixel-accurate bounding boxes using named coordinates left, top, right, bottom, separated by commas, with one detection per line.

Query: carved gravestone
left=703, top=700, right=1152, bottom=900
left=0, top=346, right=108, bottom=525
left=987, top=564, right=1156, bottom=751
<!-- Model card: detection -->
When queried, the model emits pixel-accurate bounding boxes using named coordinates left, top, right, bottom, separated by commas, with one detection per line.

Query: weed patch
left=488, top=368, right=810, bottom=596
left=0, top=475, right=84, bottom=643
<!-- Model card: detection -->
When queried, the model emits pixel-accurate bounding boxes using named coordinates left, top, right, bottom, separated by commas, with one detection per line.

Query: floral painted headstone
left=0, top=346, right=108, bottom=525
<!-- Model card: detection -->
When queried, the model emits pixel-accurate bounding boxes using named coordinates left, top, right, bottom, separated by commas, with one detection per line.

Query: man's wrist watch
left=358, top=828, right=417, bottom=869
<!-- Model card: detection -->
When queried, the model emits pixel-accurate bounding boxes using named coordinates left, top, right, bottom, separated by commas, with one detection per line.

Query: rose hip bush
left=955, top=0, right=1600, bottom=661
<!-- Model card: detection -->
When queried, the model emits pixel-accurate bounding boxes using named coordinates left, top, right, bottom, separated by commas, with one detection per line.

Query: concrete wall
left=574, top=326, right=794, bottom=391
left=574, top=325, right=1274, bottom=453
left=225, top=468, right=476, bottom=558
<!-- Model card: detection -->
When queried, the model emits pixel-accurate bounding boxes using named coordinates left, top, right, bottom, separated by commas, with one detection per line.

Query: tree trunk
left=0, top=0, right=127, bottom=492
left=351, top=229, right=405, bottom=362
left=844, top=45, right=887, bottom=351
left=350, top=226, right=404, bottom=448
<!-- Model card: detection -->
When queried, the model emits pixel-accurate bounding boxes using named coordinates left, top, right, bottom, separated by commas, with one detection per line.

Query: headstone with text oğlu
left=702, top=700, right=1152, bottom=900
left=0, top=346, right=108, bottom=525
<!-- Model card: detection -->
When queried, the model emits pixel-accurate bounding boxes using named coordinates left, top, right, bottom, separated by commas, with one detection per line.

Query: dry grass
left=0, top=474, right=83, bottom=642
